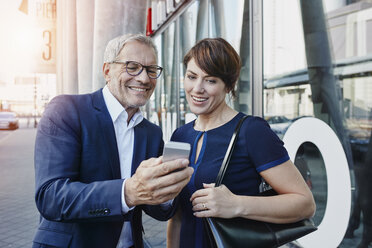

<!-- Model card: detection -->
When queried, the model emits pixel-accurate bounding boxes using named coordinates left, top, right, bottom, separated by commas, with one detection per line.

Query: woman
left=166, top=38, right=316, bottom=248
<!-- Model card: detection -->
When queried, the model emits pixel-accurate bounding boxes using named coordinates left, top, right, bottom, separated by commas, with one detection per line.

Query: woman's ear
left=227, top=83, right=236, bottom=95
left=103, top=63, right=111, bottom=82
left=225, top=86, right=230, bottom=94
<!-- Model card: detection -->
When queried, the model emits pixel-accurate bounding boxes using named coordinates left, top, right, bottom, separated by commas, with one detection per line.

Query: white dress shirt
left=102, top=86, right=143, bottom=248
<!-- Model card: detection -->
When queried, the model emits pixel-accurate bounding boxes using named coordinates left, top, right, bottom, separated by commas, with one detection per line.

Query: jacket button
left=104, top=208, right=110, bottom=215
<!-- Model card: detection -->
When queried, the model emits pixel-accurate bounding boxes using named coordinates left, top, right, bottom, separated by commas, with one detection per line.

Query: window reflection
left=212, top=0, right=247, bottom=113
left=263, top=0, right=310, bottom=127
left=180, top=1, right=199, bottom=126
left=144, top=0, right=372, bottom=246
left=295, top=142, right=327, bottom=226
left=263, top=0, right=372, bottom=247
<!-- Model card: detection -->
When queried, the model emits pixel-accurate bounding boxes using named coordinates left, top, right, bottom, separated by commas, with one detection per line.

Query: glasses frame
left=112, top=60, right=163, bottom=79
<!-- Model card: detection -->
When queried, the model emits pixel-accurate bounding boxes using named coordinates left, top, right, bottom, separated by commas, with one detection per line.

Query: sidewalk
left=0, top=128, right=39, bottom=248
left=143, top=214, right=167, bottom=248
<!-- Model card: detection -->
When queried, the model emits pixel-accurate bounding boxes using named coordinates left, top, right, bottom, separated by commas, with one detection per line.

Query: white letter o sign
left=283, top=117, right=351, bottom=247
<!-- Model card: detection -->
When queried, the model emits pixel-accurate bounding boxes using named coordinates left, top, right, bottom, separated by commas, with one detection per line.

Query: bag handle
left=215, top=115, right=248, bottom=187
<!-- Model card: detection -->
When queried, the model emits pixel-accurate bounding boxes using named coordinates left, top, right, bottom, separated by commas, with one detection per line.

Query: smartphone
left=162, top=141, right=191, bottom=162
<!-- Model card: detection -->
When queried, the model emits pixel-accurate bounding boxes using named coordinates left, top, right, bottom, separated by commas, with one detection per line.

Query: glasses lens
left=126, top=61, right=142, bottom=75
left=147, top=66, right=162, bottom=79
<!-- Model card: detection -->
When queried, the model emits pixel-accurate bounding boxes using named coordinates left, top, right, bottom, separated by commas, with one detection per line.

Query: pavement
left=0, top=125, right=39, bottom=247
left=143, top=215, right=167, bottom=248
left=0, top=119, right=168, bottom=248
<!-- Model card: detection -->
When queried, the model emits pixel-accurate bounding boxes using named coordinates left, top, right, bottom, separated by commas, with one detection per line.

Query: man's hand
left=124, top=157, right=193, bottom=207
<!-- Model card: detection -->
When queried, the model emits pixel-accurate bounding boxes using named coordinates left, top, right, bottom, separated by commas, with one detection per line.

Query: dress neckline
left=192, top=112, right=242, bottom=133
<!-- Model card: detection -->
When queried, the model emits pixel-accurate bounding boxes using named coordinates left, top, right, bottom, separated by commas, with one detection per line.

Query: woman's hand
left=190, top=183, right=239, bottom=218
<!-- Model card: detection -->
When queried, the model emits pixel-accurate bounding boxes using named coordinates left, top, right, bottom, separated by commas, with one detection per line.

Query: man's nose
left=135, top=68, right=150, bottom=82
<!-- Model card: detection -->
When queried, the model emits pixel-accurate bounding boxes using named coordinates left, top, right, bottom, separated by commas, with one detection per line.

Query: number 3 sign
left=30, top=0, right=56, bottom=73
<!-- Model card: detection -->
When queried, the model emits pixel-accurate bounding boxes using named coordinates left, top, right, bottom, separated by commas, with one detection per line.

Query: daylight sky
left=0, top=0, right=35, bottom=83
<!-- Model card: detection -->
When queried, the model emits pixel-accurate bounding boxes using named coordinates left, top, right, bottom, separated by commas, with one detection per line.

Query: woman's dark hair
left=183, top=38, right=241, bottom=97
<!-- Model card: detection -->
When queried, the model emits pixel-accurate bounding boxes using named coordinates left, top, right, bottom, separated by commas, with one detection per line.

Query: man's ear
left=103, top=63, right=111, bottom=82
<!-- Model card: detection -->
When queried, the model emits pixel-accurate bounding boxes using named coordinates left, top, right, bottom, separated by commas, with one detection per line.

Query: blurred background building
left=1, top=0, right=372, bottom=247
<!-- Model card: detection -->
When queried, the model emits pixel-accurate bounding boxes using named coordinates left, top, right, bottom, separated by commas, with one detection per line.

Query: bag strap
left=215, top=115, right=248, bottom=187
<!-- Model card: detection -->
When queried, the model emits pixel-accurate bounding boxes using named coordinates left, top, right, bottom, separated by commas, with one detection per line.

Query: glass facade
left=147, top=0, right=372, bottom=247
left=263, top=0, right=372, bottom=247
left=146, top=0, right=246, bottom=141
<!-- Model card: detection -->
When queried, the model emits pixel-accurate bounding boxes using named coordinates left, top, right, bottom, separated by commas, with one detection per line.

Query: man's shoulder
left=53, top=90, right=97, bottom=101
left=42, top=90, right=103, bottom=123
left=38, top=90, right=103, bottom=136
left=48, top=90, right=101, bottom=110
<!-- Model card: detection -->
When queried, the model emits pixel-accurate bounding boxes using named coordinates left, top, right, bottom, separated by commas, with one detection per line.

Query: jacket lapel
left=92, top=89, right=121, bottom=179
left=132, top=122, right=148, bottom=175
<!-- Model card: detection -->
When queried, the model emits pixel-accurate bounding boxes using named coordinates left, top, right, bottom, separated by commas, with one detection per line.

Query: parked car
left=267, top=115, right=312, bottom=138
left=348, top=127, right=370, bottom=161
left=0, top=112, right=19, bottom=130
left=265, top=115, right=290, bottom=124
left=265, top=115, right=292, bottom=138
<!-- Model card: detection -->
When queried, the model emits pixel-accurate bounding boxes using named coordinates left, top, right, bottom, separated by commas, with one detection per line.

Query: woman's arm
left=167, top=207, right=182, bottom=248
left=191, top=160, right=316, bottom=224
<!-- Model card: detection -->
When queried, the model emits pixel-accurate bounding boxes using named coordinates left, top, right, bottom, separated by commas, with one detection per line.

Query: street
left=0, top=124, right=39, bottom=248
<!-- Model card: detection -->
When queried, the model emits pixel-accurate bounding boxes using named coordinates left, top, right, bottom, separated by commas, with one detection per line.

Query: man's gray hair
left=103, top=33, right=158, bottom=63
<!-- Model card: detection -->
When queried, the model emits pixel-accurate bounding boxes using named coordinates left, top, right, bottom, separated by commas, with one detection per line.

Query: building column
left=92, top=0, right=147, bottom=91
left=57, top=0, right=147, bottom=94
left=300, top=0, right=353, bottom=166
left=56, top=0, right=78, bottom=94
left=76, top=0, right=94, bottom=94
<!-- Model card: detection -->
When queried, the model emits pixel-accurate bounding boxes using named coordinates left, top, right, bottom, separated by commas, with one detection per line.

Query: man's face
left=104, top=41, right=158, bottom=111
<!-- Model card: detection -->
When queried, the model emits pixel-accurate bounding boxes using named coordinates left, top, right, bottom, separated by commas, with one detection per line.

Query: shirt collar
left=102, top=86, right=143, bottom=127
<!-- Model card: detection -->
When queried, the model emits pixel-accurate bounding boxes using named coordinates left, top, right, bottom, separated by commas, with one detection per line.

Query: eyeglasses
left=112, top=60, right=163, bottom=79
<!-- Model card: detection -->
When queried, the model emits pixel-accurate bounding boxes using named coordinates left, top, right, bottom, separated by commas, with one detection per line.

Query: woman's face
left=184, top=58, right=228, bottom=116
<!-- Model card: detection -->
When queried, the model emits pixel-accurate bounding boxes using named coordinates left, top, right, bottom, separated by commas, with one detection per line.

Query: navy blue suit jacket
left=33, top=89, right=170, bottom=248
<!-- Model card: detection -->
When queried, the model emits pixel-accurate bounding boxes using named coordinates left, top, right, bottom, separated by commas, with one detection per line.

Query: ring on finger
left=202, top=203, right=207, bottom=210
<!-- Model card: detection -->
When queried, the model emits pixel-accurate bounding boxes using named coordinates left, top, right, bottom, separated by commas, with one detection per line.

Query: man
left=33, top=34, right=193, bottom=248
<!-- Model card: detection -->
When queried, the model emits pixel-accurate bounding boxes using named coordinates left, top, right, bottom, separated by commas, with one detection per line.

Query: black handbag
left=204, top=115, right=317, bottom=248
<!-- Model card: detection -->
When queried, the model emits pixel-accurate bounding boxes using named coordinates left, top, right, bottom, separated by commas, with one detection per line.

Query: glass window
left=145, top=0, right=372, bottom=247
left=211, top=0, right=248, bottom=113
left=145, top=35, right=162, bottom=127
left=179, top=0, right=199, bottom=125
left=145, top=22, right=178, bottom=141
left=263, top=0, right=306, bottom=78
left=298, top=142, right=327, bottom=226
left=264, top=1, right=372, bottom=247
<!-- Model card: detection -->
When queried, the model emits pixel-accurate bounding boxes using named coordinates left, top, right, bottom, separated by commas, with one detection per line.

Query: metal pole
left=250, top=0, right=263, bottom=117
left=300, top=0, right=353, bottom=167
left=175, top=18, right=180, bottom=128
